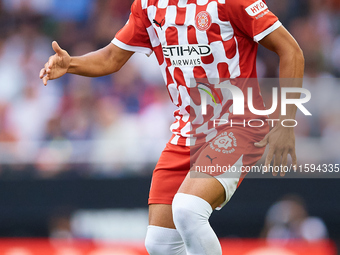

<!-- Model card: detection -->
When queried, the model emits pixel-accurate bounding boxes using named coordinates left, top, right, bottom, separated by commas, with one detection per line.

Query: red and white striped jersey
left=112, top=0, right=281, bottom=146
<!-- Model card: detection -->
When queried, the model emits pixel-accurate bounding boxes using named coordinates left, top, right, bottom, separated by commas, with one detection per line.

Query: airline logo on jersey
left=245, top=0, right=268, bottom=17
left=195, top=11, right=212, bottom=31
left=163, top=44, right=212, bottom=67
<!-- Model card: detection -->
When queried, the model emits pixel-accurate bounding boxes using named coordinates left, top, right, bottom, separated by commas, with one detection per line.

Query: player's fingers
left=254, top=134, right=269, bottom=148
left=281, top=150, right=288, bottom=177
left=48, top=55, right=56, bottom=69
left=44, top=62, right=50, bottom=73
left=272, top=151, right=281, bottom=177
left=43, top=75, right=49, bottom=86
left=290, top=148, right=297, bottom=171
left=52, top=41, right=63, bottom=55
left=281, top=150, right=288, bottom=167
left=39, top=68, right=46, bottom=79
left=264, top=147, right=274, bottom=172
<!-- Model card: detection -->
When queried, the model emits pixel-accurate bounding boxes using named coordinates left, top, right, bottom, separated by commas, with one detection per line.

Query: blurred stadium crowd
left=0, top=0, right=339, bottom=178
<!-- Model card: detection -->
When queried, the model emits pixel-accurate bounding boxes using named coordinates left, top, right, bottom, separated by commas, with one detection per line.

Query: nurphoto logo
left=199, top=80, right=312, bottom=128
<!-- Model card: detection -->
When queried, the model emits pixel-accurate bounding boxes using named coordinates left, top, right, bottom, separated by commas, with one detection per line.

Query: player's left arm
left=254, top=26, right=305, bottom=176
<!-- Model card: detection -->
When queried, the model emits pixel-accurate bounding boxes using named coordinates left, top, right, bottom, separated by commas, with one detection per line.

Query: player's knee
left=145, top=225, right=185, bottom=255
left=172, top=203, right=193, bottom=232
left=172, top=193, right=212, bottom=234
left=145, top=227, right=163, bottom=255
left=144, top=236, right=161, bottom=255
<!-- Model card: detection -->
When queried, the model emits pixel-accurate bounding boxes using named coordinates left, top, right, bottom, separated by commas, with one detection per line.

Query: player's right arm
left=40, top=0, right=152, bottom=86
left=39, top=41, right=134, bottom=86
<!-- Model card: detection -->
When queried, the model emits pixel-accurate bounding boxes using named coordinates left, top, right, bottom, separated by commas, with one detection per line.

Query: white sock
left=145, top=225, right=186, bottom=255
left=172, top=193, right=222, bottom=255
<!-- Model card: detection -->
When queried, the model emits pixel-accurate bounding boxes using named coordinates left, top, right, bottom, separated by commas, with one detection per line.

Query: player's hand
left=254, top=125, right=297, bottom=177
left=39, top=41, right=71, bottom=86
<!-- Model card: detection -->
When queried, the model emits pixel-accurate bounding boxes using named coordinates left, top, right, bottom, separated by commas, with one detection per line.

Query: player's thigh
left=149, top=204, right=176, bottom=229
left=177, top=127, right=267, bottom=210
left=177, top=171, right=225, bottom=210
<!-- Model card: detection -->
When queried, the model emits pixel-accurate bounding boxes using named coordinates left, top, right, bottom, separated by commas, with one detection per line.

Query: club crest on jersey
left=210, top=132, right=237, bottom=154
left=195, top=11, right=212, bottom=31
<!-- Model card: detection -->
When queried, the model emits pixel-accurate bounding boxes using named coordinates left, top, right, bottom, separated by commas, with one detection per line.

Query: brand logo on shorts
left=206, top=155, right=217, bottom=164
left=195, top=11, right=212, bottom=31
left=210, top=132, right=237, bottom=154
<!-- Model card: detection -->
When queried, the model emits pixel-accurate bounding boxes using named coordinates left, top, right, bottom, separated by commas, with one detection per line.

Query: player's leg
left=172, top=128, right=268, bottom=255
left=172, top=173, right=225, bottom=255
left=145, top=204, right=186, bottom=255
left=149, top=204, right=176, bottom=229
left=145, top=143, right=190, bottom=255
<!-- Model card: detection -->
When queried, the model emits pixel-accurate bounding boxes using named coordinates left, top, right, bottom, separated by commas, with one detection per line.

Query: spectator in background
left=91, top=96, right=133, bottom=175
left=111, top=61, right=145, bottom=113
left=2, top=0, right=52, bottom=15
left=0, top=102, right=17, bottom=165
left=261, top=194, right=328, bottom=241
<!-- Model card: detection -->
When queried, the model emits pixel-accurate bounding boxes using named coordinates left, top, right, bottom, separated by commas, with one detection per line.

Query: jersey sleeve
left=226, top=0, right=282, bottom=43
left=112, top=0, right=153, bottom=56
